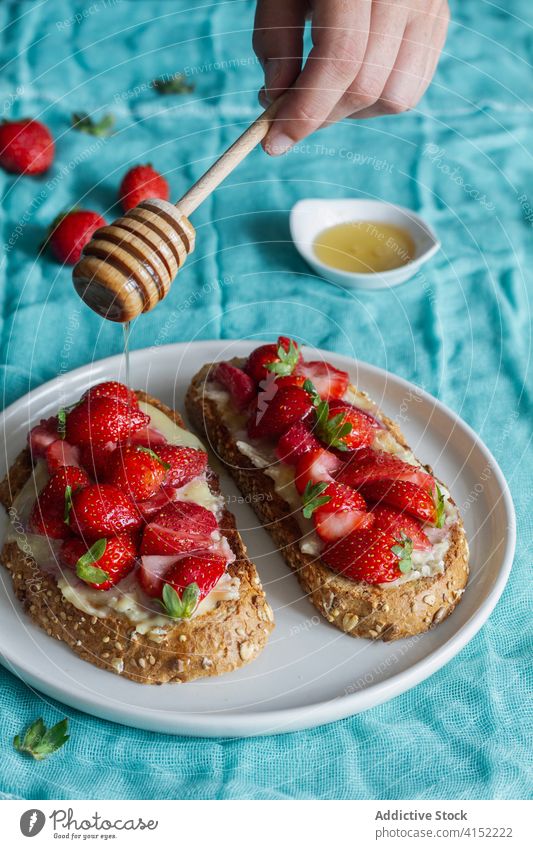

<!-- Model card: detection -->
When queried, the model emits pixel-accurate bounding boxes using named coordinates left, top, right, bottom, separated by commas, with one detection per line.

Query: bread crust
left=185, top=364, right=469, bottom=642
left=0, top=391, right=274, bottom=683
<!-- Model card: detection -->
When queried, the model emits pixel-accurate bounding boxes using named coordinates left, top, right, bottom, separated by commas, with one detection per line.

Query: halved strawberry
left=45, top=439, right=81, bottom=475
left=136, top=486, right=179, bottom=521
left=361, top=479, right=442, bottom=526
left=156, top=445, right=208, bottom=488
left=106, top=445, right=168, bottom=501
left=138, top=553, right=183, bottom=597
left=370, top=505, right=431, bottom=550
left=212, top=362, right=256, bottom=410
left=60, top=532, right=137, bottom=590
left=295, top=360, right=349, bottom=400
left=162, top=551, right=227, bottom=606
left=275, top=421, right=321, bottom=465
left=29, top=466, right=89, bottom=539
left=323, top=527, right=410, bottom=584
left=337, top=449, right=434, bottom=491
left=82, top=381, right=138, bottom=408
left=323, top=400, right=375, bottom=451
left=66, top=396, right=149, bottom=445
left=69, top=483, right=141, bottom=538
left=140, top=501, right=218, bottom=555
left=127, top=426, right=167, bottom=448
left=27, top=417, right=59, bottom=458
left=302, top=480, right=373, bottom=542
left=248, top=385, right=313, bottom=440
left=245, top=337, right=300, bottom=384
left=294, top=448, right=342, bottom=495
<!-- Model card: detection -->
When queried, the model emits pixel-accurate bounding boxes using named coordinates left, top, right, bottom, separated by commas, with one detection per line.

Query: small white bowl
left=290, top=198, right=440, bottom=290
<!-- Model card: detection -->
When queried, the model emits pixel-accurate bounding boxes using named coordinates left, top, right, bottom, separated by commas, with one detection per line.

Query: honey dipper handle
left=177, top=98, right=282, bottom=218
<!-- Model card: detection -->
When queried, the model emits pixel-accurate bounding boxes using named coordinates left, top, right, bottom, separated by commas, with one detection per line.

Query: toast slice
left=0, top=391, right=274, bottom=683
left=185, top=360, right=469, bottom=641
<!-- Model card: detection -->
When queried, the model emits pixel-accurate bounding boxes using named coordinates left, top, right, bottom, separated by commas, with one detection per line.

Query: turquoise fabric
left=0, top=0, right=531, bottom=800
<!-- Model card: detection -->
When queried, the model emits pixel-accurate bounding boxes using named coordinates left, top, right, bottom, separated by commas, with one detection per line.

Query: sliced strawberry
left=127, top=426, right=167, bottom=448
left=162, top=551, right=226, bottom=602
left=66, top=396, right=149, bottom=445
left=136, top=486, right=179, bottom=521
left=245, top=336, right=301, bottom=384
left=156, top=445, right=208, bottom=488
left=45, top=439, right=81, bottom=475
left=370, top=505, right=431, bottom=550
left=138, top=553, right=184, bottom=597
left=303, top=481, right=373, bottom=541
left=323, top=400, right=375, bottom=450
left=141, top=501, right=218, bottom=555
left=69, top=483, right=141, bottom=538
left=294, top=447, right=342, bottom=495
left=323, top=527, right=408, bottom=584
left=337, top=449, right=434, bottom=491
left=327, top=398, right=383, bottom=430
left=29, top=466, right=89, bottom=539
left=82, top=381, right=139, bottom=408
left=60, top=533, right=137, bottom=590
left=275, top=421, right=321, bottom=465
left=248, top=386, right=313, bottom=440
left=106, top=445, right=168, bottom=501
left=212, top=362, right=256, bottom=410
left=27, top=417, right=59, bottom=458
left=78, top=440, right=117, bottom=479
left=361, top=479, right=440, bottom=525
left=296, top=360, right=349, bottom=400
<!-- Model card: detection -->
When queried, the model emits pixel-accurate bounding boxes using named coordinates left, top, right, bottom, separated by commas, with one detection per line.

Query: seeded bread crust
left=185, top=363, right=469, bottom=642
left=0, top=391, right=274, bottom=683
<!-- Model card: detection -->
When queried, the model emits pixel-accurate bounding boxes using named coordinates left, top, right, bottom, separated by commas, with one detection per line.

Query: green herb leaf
left=57, top=408, right=67, bottom=439
left=71, top=112, right=115, bottom=136
left=14, top=717, right=69, bottom=761
left=75, top=539, right=108, bottom=585
left=392, top=533, right=413, bottom=574
left=301, top=480, right=331, bottom=519
left=434, top=483, right=445, bottom=528
left=63, top=485, right=73, bottom=524
left=153, top=73, right=195, bottom=95
left=314, top=399, right=353, bottom=450
left=265, top=340, right=300, bottom=377
left=136, top=445, right=171, bottom=470
left=160, top=582, right=200, bottom=620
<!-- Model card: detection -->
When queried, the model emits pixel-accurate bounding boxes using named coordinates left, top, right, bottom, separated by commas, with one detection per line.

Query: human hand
left=253, top=0, right=449, bottom=155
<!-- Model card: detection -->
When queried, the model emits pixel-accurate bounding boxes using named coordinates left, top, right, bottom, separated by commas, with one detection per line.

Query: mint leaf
left=63, top=485, right=73, bottom=524
left=161, top=582, right=200, bottom=620
left=153, top=73, right=195, bottom=95
left=14, top=717, right=69, bottom=761
left=434, top=483, right=445, bottom=528
left=266, top=340, right=300, bottom=377
left=136, top=445, right=170, bottom=470
left=72, top=112, right=115, bottom=136
left=301, top=480, right=331, bottom=519
left=75, top=539, right=108, bottom=585
left=392, top=533, right=413, bottom=574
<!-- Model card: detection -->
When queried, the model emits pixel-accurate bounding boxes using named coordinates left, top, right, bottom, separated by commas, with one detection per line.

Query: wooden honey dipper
left=72, top=100, right=281, bottom=322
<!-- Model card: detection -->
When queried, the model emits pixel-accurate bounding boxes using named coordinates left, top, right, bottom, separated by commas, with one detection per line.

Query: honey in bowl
left=313, top=220, right=415, bottom=274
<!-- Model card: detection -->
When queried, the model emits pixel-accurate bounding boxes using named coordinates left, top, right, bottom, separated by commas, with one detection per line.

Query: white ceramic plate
left=0, top=341, right=515, bottom=737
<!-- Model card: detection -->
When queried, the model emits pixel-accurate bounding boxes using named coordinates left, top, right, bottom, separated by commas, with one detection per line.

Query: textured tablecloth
left=0, top=0, right=531, bottom=800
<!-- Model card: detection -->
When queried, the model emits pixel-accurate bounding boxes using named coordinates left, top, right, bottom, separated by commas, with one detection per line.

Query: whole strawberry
left=161, top=551, right=227, bottom=617
left=119, top=164, right=169, bottom=212
left=47, top=209, right=106, bottom=265
left=322, top=527, right=410, bottom=584
left=29, top=466, right=89, bottom=539
left=0, top=118, right=54, bottom=175
left=68, top=483, right=141, bottom=538
left=66, top=395, right=149, bottom=445
left=106, top=445, right=168, bottom=501
left=60, top=533, right=137, bottom=590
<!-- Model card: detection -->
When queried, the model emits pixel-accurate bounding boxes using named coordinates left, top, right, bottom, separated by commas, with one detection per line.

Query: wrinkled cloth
left=0, top=0, right=531, bottom=800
